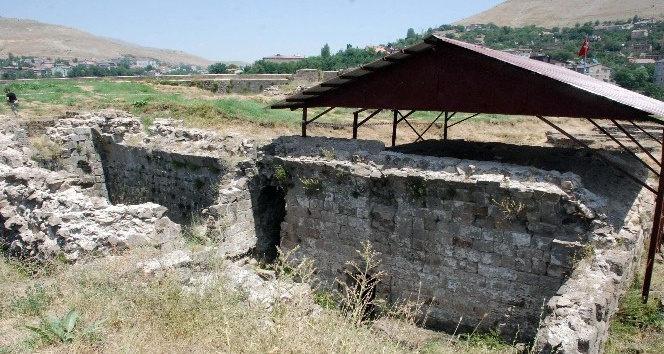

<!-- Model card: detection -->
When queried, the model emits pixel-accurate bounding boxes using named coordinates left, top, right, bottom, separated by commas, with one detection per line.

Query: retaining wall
left=27, top=116, right=653, bottom=353
left=262, top=136, right=652, bottom=353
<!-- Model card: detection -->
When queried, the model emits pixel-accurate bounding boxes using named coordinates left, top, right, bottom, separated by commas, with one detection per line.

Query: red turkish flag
left=578, top=38, right=589, bottom=57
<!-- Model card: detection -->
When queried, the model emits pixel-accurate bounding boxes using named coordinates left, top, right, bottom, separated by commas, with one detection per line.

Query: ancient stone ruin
left=0, top=110, right=654, bottom=354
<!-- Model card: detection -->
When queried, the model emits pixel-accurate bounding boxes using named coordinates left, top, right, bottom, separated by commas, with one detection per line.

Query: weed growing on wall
left=29, top=135, right=64, bottom=169
left=407, top=179, right=427, bottom=198
left=300, top=177, right=323, bottom=194
left=491, top=197, right=525, bottom=221
left=274, top=165, right=291, bottom=191
left=335, top=168, right=349, bottom=185
left=321, top=147, right=336, bottom=160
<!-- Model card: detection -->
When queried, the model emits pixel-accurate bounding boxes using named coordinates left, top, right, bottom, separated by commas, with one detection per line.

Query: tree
left=208, top=63, right=228, bottom=74
left=406, top=28, right=416, bottom=39
left=321, top=44, right=331, bottom=58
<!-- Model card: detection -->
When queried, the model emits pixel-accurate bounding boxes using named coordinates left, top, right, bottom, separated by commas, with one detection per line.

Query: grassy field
left=1, top=78, right=663, bottom=353
left=0, top=247, right=526, bottom=354
left=1, top=78, right=570, bottom=147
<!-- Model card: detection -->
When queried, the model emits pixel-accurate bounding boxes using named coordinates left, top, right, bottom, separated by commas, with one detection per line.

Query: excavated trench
left=3, top=115, right=656, bottom=354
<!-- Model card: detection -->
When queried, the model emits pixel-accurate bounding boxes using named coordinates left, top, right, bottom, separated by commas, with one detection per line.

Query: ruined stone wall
left=294, top=69, right=320, bottom=83
left=100, top=143, right=227, bottom=222
left=36, top=112, right=261, bottom=257
left=191, top=78, right=290, bottom=94
left=262, top=136, right=651, bottom=350
left=10, top=114, right=652, bottom=354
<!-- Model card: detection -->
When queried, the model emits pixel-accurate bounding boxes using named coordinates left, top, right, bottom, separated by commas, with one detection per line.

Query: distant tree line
left=207, top=19, right=663, bottom=100
left=66, top=65, right=150, bottom=78
left=240, top=44, right=385, bottom=74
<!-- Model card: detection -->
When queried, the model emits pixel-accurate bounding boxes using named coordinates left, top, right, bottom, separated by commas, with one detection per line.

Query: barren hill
left=455, top=0, right=664, bottom=28
left=0, top=17, right=213, bottom=66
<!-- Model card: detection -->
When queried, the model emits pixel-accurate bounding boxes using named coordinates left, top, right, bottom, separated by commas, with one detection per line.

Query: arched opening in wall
left=253, top=185, right=286, bottom=262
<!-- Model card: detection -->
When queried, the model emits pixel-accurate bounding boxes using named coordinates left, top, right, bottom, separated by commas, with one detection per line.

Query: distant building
left=571, top=63, right=612, bottom=82
left=595, top=23, right=633, bottom=31
left=32, top=67, right=49, bottom=77
left=655, top=60, right=664, bottom=87
left=634, top=19, right=655, bottom=27
left=52, top=65, right=70, bottom=77
left=0, top=66, right=19, bottom=75
left=366, top=45, right=389, bottom=54
left=586, top=64, right=612, bottom=82
left=502, top=48, right=532, bottom=58
left=632, top=43, right=653, bottom=53
left=629, top=58, right=656, bottom=64
left=631, top=29, right=649, bottom=40
left=262, top=54, right=305, bottom=63
left=530, top=54, right=569, bottom=68
left=135, top=59, right=158, bottom=68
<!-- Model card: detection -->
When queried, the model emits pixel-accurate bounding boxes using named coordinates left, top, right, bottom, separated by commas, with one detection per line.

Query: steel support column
left=643, top=133, right=664, bottom=302
left=392, top=110, right=398, bottom=147
left=353, top=111, right=359, bottom=139
left=444, top=112, right=449, bottom=140
left=301, top=107, right=307, bottom=137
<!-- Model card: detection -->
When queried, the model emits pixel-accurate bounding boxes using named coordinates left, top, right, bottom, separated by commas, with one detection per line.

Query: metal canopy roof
left=272, top=34, right=664, bottom=123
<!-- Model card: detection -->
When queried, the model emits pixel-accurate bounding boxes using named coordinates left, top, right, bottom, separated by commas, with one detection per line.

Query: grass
left=7, top=79, right=302, bottom=133
left=0, top=248, right=527, bottom=354
left=605, top=273, right=664, bottom=354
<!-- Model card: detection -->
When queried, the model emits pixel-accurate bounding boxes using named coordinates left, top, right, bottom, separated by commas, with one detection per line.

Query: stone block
left=473, top=240, right=494, bottom=253
left=480, top=252, right=502, bottom=265
left=478, top=264, right=518, bottom=281
left=510, top=232, right=532, bottom=248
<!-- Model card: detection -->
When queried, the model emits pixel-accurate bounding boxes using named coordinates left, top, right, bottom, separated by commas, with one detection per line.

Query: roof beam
left=610, top=119, right=661, bottom=167
left=587, top=118, right=659, bottom=177
left=538, top=115, right=656, bottom=194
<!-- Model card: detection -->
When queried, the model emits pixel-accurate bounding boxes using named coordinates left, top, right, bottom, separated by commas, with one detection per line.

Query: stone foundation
left=1, top=113, right=654, bottom=354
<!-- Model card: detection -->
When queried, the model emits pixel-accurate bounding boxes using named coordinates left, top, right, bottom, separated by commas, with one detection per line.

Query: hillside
left=0, top=17, right=213, bottom=66
left=455, top=0, right=664, bottom=28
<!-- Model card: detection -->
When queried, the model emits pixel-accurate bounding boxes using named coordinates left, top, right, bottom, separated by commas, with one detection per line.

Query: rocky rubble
left=137, top=250, right=319, bottom=314
left=0, top=116, right=181, bottom=261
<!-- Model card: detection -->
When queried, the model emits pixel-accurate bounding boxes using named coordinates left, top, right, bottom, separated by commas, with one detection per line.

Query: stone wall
left=7, top=114, right=652, bottom=353
left=260, top=136, right=652, bottom=351
left=294, top=69, right=320, bottom=83
left=190, top=78, right=290, bottom=94
left=0, top=115, right=182, bottom=261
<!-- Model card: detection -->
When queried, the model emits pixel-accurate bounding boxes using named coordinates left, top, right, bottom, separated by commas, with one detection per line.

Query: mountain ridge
left=0, top=17, right=214, bottom=66
left=454, top=0, right=664, bottom=28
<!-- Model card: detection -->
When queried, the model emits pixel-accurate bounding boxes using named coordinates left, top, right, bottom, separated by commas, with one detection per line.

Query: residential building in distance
left=655, top=59, right=664, bottom=87
left=629, top=58, right=656, bottom=64
left=501, top=48, right=533, bottom=58
left=570, top=62, right=612, bottom=82
left=134, top=59, right=158, bottom=68
left=262, top=54, right=305, bottom=63
left=586, top=64, right=612, bottom=82
left=632, top=43, right=654, bottom=53
left=631, top=29, right=649, bottom=40
left=530, top=54, right=570, bottom=68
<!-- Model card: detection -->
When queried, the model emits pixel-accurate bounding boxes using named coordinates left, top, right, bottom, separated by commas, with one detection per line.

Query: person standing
left=5, top=88, right=18, bottom=117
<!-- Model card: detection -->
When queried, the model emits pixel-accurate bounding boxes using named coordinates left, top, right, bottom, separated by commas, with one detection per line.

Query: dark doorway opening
left=253, top=186, right=286, bottom=262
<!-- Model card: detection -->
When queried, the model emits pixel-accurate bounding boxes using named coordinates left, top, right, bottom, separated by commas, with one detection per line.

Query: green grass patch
left=605, top=275, right=664, bottom=354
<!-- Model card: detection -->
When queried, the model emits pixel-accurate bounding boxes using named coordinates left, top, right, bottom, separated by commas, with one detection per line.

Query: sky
left=1, top=0, right=506, bottom=63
